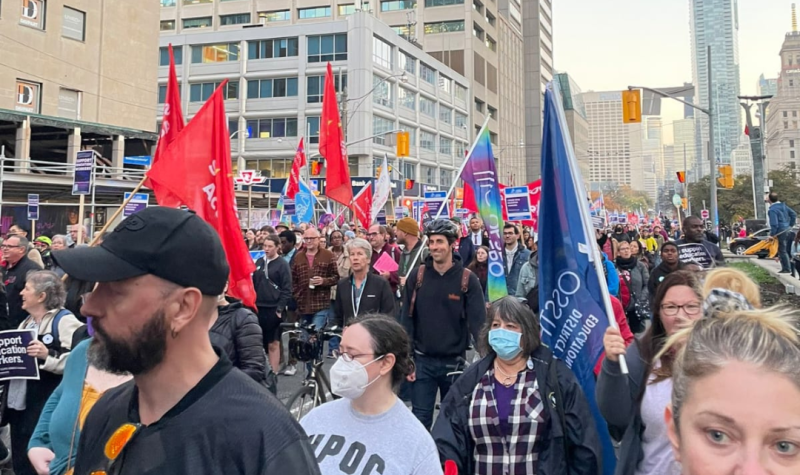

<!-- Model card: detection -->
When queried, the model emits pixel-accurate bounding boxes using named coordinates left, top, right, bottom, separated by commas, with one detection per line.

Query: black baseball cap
left=52, top=207, right=229, bottom=296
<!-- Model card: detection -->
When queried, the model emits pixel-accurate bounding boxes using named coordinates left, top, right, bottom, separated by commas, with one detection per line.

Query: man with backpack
left=401, top=219, right=486, bottom=430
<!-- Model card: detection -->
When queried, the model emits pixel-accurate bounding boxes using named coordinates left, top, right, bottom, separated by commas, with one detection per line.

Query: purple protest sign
left=0, top=330, right=40, bottom=381
left=72, top=150, right=94, bottom=196
left=123, top=193, right=149, bottom=218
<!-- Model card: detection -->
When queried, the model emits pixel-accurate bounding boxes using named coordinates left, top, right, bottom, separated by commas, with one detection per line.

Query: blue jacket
left=602, top=254, right=620, bottom=296
left=503, top=245, right=531, bottom=295
left=28, top=339, right=91, bottom=475
left=769, top=202, right=797, bottom=236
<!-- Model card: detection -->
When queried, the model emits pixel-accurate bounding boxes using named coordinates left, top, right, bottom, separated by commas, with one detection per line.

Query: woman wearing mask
left=467, top=246, right=489, bottom=304
left=597, top=271, right=703, bottom=475
left=615, top=241, right=650, bottom=333
left=300, top=314, right=442, bottom=475
left=433, top=297, right=601, bottom=475
left=253, top=235, right=292, bottom=374
left=27, top=335, right=131, bottom=475
left=663, top=307, right=800, bottom=475
left=6, top=271, right=83, bottom=475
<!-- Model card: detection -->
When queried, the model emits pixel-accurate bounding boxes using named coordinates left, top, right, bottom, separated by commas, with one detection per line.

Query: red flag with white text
left=146, top=81, right=256, bottom=308
left=353, top=184, right=373, bottom=229
left=287, top=138, right=306, bottom=199
left=148, top=44, right=185, bottom=208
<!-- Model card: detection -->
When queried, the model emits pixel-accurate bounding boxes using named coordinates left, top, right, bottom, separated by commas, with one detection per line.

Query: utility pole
left=706, top=45, right=719, bottom=235
left=684, top=143, right=691, bottom=215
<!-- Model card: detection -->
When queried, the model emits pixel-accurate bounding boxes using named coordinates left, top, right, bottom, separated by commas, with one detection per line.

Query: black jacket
left=3, top=254, right=42, bottom=330
left=332, top=274, right=395, bottom=327
left=209, top=299, right=266, bottom=385
left=253, top=256, right=292, bottom=311
left=400, top=254, right=485, bottom=358
left=457, top=237, right=475, bottom=267
left=433, top=346, right=602, bottom=475
left=647, top=261, right=682, bottom=296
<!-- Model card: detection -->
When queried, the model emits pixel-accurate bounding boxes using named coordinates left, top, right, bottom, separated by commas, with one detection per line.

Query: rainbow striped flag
left=461, top=125, right=508, bottom=301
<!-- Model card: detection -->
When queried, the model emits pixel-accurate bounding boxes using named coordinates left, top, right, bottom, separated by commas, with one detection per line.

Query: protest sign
left=504, top=186, right=532, bottom=221
left=678, top=243, right=714, bottom=269
left=373, top=252, right=399, bottom=273
left=0, top=330, right=39, bottom=381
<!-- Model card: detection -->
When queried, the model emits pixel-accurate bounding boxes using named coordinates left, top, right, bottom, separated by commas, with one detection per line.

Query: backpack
left=49, top=308, right=74, bottom=347
left=408, top=266, right=471, bottom=319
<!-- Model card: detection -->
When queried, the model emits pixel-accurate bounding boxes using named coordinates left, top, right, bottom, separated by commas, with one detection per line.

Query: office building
left=758, top=73, right=778, bottom=97
left=160, top=0, right=527, bottom=180
left=555, top=73, right=588, bottom=184
left=158, top=11, right=471, bottom=195
left=731, top=136, right=752, bottom=175
left=690, top=0, right=742, bottom=172
left=765, top=11, right=800, bottom=172
left=581, top=90, right=645, bottom=193
left=641, top=117, right=663, bottom=203
left=521, top=0, right=553, bottom=180
left=673, top=118, right=698, bottom=181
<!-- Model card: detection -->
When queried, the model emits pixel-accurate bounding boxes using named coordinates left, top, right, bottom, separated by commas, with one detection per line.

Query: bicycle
left=281, top=322, right=341, bottom=420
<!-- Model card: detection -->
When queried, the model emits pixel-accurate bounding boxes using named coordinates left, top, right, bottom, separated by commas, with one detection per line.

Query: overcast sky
left=552, top=0, right=791, bottom=141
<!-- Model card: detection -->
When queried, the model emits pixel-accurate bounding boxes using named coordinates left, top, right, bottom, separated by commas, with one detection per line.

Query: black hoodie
left=400, top=254, right=486, bottom=358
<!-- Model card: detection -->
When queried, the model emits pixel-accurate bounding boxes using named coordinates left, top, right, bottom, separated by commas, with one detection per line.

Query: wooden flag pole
left=90, top=175, right=147, bottom=247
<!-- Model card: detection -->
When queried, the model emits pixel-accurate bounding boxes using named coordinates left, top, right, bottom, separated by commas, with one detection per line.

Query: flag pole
left=402, top=116, right=492, bottom=279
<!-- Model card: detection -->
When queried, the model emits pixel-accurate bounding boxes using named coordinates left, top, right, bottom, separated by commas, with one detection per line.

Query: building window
left=259, top=10, right=291, bottom=22
left=455, top=111, right=468, bottom=127
left=455, top=84, right=467, bottom=102
left=373, top=116, right=395, bottom=145
left=439, top=75, right=452, bottom=94
left=785, top=121, right=789, bottom=130
left=298, top=6, right=331, bottom=19
left=192, top=43, right=239, bottom=63
left=439, top=105, right=452, bottom=124
left=183, top=17, right=212, bottom=29
left=472, top=0, right=483, bottom=13
left=455, top=140, right=467, bottom=157
left=420, top=63, right=436, bottom=84
left=220, top=13, right=250, bottom=25
left=421, top=164, right=436, bottom=182
left=159, top=46, right=183, bottom=66
left=485, top=12, right=495, bottom=26
left=487, top=105, right=497, bottom=119
left=439, top=137, right=452, bottom=155
left=420, top=132, right=436, bottom=152
left=308, top=34, right=347, bottom=62
left=399, top=51, right=416, bottom=75
left=794, top=111, right=798, bottom=118
left=403, top=161, right=417, bottom=180
left=784, top=111, right=789, bottom=118
left=473, top=23, right=484, bottom=40
left=474, top=98, right=484, bottom=113
left=157, top=85, right=182, bottom=104
left=792, top=150, right=797, bottom=159
left=391, top=25, right=416, bottom=37
left=420, top=97, right=436, bottom=118
left=307, top=73, right=346, bottom=103
left=399, top=87, right=416, bottom=110
left=20, top=0, right=46, bottom=30
left=306, top=117, right=321, bottom=144
left=245, top=118, right=299, bottom=139
left=485, top=36, right=496, bottom=51
left=338, top=4, right=356, bottom=15
left=160, top=20, right=176, bottom=30
left=373, top=75, right=394, bottom=108
left=248, top=38, right=299, bottom=59
left=382, top=0, right=416, bottom=11
left=183, top=0, right=212, bottom=4
left=161, top=0, right=176, bottom=6
left=490, top=132, right=498, bottom=144
left=425, top=0, right=464, bottom=6
left=373, top=37, right=393, bottom=70
left=440, top=168, right=452, bottom=187
left=246, top=78, right=299, bottom=99
left=791, top=139, right=796, bottom=148
left=62, top=6, right=85, bottom=41
left=424, top=20, right=465, bottom=34
left=14, top=79, right=41, bottom=113
left=189, top=81, right=238, bottom=102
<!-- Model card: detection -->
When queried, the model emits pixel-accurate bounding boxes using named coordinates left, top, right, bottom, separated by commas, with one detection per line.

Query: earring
left=171, top=327, right=178, bottom=339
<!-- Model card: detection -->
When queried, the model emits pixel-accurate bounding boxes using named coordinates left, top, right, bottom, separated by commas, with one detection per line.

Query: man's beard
left=88, top=309, right=169, bottom=376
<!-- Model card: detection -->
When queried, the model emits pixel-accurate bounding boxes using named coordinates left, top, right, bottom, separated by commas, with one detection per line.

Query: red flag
left=352, top=184, right=373, bottom=229
left=319, top=62, right=353, bottom=206
left=744, top=124, right=750, bottom=136
left=462, top=184, right=478, bottom=213
left=146, top=81, right=257, bottom=308
left=287, top=138, right=306, bottom=199
left=148, top=44, right=185, bottom=208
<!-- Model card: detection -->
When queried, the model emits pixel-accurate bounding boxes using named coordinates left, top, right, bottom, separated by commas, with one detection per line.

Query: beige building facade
left=766, top=28, right=800, bottom=172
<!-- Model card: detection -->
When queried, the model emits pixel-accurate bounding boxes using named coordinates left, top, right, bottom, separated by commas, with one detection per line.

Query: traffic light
left=404, top=179, right=415, bottom=190
left=310, top=160, right=322, bottom=176
left=396, top=131, right=410, bottom=157
left=403, top=198, right=413, bottom=208
left=676, top=171, right=686, bottom=184
left=621, top=89, right=642, bottom=124
left=717, top=165, right=734, bottom=189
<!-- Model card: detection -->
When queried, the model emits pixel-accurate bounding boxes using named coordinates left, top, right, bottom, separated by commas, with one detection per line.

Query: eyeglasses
left=366, top=232, right=380, bottom=237
left=104, top=423, right=142, bottom=471
left=661, top=303, right=702, bottom=316
left=0, top=245, right=22, bottom=250
left=332, top=350, right=378, bottom=362
left=303, top=237, right=319, bottom=242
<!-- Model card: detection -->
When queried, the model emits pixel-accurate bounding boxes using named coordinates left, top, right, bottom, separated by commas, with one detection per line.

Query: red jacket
left=594, top=296, right=635, bottom=376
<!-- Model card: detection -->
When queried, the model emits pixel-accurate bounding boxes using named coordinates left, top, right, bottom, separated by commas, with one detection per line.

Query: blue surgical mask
left=488, top=328, right=523, bottom=360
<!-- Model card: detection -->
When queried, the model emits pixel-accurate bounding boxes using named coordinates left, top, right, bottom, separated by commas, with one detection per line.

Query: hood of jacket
left=528, top=250, right=539, bottom=268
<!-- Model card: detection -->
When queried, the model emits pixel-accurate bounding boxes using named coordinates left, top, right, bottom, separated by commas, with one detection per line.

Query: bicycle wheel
left=285, top=385, right=317, bottom=420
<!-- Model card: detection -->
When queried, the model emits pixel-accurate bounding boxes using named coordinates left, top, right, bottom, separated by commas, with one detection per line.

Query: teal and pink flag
left=460, top=125, right=508, bottom=301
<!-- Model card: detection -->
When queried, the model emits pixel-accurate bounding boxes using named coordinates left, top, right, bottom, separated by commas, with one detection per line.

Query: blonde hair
left=702, top=268, right=761, bottom=308
left=663, top=307, right=800, bottom=430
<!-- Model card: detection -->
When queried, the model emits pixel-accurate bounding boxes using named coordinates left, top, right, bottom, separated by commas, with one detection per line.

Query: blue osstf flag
left=538, top=81, right=616, bottom=475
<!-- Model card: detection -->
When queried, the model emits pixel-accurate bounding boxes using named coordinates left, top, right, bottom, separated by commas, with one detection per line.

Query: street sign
left=123, top=155, right=152, bottom=167
left=672, top=193, right=682, bottom=208
left=72, top=150, right=95, bottom=195
left=701, top=209, right=709, bottom=220
left=123, top=193, right=149, bottom=218
left=234, top=170, right=267, bottom=185
left=27, top=194, right=39, bottom=221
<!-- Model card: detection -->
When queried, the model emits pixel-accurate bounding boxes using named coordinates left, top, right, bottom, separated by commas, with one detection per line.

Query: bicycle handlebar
left=280, top=322, right=342, bottom=339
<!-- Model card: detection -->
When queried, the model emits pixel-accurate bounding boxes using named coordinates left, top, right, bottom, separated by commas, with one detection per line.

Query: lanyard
left=351, top=276, right=367, bottom=317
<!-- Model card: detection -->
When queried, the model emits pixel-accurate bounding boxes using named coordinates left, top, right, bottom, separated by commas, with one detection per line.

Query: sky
left=552, top=0, right=791, bottom=143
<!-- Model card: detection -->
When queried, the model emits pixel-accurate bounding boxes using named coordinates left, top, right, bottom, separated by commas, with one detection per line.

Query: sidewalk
left=726, top=252, right=800, bottom=296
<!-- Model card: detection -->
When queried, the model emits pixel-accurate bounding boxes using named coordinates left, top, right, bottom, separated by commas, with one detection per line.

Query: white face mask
left=330, top=355, right=385, bottom=399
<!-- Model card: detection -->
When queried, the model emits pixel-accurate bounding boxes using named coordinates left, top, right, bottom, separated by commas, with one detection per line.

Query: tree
left=590, top=185, right=653, bottom=212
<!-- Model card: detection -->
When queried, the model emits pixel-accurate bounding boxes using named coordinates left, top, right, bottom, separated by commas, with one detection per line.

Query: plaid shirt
left=291, top=248, right=339, bottom=314
left=468, top=361, right=546, bottom=475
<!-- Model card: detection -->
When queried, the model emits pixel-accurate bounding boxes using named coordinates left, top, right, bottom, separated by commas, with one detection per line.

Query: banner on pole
left=284, top=199, right=296, bottom=216
left=123, top=193, right=149, bottom=218
left=424, top=191, right=448, bottom=218
left=72, top=150, right=95, bottom=195
left=0, top=330, right=40, bottom=381
left=504, top=186, right=532, bottom=221
left=394, top=206, right=406, bottom=220
left=27, top=194, right=39, bottom=221
left=376, top=209, right=387, bottom=225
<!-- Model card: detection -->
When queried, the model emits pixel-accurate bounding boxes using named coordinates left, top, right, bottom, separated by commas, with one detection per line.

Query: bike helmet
left=425, top=219, right=459, bottom=240
left=289, top=330, right=322, bottom=362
